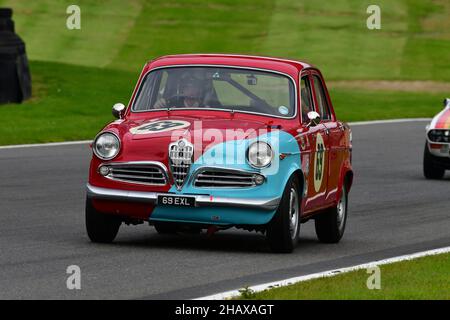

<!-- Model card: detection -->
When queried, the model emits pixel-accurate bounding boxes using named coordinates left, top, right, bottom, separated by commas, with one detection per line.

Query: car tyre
left=85, top=198, right=121, bottom=243
left=423, top=143, right=445, bottom=179
left=315, top=183, right=348, bottom=243
left=266, top=176, right=301, bottom=253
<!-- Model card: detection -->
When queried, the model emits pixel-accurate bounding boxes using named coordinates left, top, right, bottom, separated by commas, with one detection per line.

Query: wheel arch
left=344, top=169, right=353, bottom=192
left=292, top=168, right=306, bottom=199
left=337, top=166, right=353, bottom=202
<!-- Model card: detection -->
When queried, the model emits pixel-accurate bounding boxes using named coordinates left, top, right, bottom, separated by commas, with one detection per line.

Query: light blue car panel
left=149, top=130, right=301, bottom=225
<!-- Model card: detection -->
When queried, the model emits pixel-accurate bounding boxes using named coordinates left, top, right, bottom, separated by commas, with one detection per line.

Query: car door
left=299, top=73, right=329, bottom=214
left=311, top=72, right=341, bottom=205
left=303, top=72, right=331, bottom=210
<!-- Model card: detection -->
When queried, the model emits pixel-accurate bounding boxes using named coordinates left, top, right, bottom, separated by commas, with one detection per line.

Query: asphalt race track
left=0, top=120, right=449, bottom=299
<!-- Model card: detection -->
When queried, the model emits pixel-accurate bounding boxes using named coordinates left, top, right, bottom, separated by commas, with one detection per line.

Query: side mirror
left=307, top=111, right=321, bottom=127
left=444, top=98, right=450, bottom=108
left=112, top=103, right=126, bottom=119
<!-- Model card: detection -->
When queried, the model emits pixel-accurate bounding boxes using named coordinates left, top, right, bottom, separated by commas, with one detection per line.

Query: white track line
left=0, top=140, right=92, bottom=150
left=194, top=246, right=450, bottom=300
left=349, top=118, right=431, bottom=126
left=0, top=118, right=431, bottom=150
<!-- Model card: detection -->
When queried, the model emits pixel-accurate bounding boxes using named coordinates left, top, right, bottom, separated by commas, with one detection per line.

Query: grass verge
left=2, top=0, right=450, bottom=81
left=237, top=252, right=450, bottom=299
left=0, top=61, right=137, bottom=145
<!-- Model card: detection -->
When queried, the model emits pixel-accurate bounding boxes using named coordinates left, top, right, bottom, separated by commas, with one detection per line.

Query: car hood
left=105, top=115, right=279, bottom=162
left=127, top=116, right=269, bottom=140
left=430, top=107, right=450, bottom=130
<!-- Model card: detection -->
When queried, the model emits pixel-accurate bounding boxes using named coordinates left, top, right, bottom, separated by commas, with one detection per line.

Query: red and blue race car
left=86, top=54, right=353, bottom=252
left=424, top=98, right=450, bottom=179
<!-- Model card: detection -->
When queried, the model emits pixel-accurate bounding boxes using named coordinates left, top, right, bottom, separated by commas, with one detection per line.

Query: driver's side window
left=300, top=76, right=314, bottom=124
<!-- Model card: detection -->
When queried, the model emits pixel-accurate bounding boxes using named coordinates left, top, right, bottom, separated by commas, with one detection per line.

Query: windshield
left=132, top=67, right=296, bottom=117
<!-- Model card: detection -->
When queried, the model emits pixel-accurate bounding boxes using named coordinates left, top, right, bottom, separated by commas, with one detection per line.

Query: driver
left=154, top=77, right=205, bottom=109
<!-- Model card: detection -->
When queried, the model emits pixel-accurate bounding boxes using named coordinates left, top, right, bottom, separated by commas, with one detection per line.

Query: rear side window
left=300, top=76, right=314, bottom=124
left=312, top=75, right=331, bottom=121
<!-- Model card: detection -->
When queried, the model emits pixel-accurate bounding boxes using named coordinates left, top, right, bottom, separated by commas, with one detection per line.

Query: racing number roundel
left=130, top=120, right=190, bottom=135
left=314, top=133, right=325, bottom=192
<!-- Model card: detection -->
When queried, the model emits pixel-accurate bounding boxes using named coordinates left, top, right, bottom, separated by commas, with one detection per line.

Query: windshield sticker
left=130, top=120, right=190, bottom=134
left=278, top=106, right=289, bottom=115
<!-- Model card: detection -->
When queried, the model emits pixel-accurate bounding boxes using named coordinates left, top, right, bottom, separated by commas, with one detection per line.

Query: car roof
left=146, top=54, right=313, bottom=79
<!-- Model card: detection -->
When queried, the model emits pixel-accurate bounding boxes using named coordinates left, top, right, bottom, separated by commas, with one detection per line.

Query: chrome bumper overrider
left=86, top=184, right=280, bottom=211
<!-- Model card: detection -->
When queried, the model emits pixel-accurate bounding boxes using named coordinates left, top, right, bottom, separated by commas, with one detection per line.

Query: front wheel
left=266, top=176, right=301, bottom=253
left=423, top=143, right=445, bottom=179
left=85, top=198, right=121, bottom=243
left=315, top=183, right=348, bottom=243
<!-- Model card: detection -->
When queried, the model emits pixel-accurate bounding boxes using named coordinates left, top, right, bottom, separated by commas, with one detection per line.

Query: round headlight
left=247, top=141, right=273, bottom=168
left=93, top=132, right=120, bottom=160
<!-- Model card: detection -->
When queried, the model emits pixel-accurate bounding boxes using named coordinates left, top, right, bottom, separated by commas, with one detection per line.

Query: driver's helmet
left=180, top=79, right=203, bottom=99
left=179, top=71, right=205, bottom=107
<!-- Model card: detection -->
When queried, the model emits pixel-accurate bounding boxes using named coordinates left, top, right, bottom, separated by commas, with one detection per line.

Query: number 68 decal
left=130, top=120, right=190, bottom=135
left=314, top=133, right=326, bottom=192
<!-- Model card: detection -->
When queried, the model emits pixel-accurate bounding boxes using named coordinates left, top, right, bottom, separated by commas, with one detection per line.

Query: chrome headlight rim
left=93, top=131, right=121, bottom=161
left=247, top=141, right=274, bottom=169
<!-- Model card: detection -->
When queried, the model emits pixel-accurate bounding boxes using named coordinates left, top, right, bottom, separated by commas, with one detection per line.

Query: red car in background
left=86, top=54, right=353, bottom=253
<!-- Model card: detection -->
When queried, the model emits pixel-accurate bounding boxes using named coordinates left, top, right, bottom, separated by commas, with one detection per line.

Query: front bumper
left=86, top=183, right=281, bottom=211
left=427, top=142, right=450, bottom=162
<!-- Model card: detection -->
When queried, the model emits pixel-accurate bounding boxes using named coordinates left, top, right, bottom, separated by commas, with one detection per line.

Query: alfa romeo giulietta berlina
left=86, top=54, right=353, bottom=252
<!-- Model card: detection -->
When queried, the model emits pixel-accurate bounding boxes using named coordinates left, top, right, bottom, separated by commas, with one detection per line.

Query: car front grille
left=169, top=139, right=194, bottom=190
left=194, top=168, right=263, bottom=188
left=101, top=162, right=168, bottom=186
